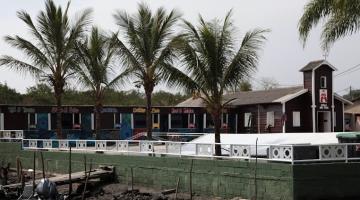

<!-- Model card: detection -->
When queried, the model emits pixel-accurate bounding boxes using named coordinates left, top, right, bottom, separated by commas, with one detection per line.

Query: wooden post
left=81, top=159, right=92, bottom=200
left=254, top=137, right=258, bottom=200
left=189, top=159, right=194, bottom=200
left=32, top=151, right=36, bottom=194
left=68, top=145, right=72, bottom=195
left=175, top=177, right=180, bottom=200
left=40, top=152, right=45, bottom=179
left=84, top=155, right=87, bottom=177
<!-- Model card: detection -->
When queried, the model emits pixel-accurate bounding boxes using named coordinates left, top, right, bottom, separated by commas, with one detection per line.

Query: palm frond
left=0, top=55, right=45, bottom=78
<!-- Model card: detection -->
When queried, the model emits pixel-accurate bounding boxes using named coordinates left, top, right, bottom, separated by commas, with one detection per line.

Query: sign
left=319, top=89, right=328, bottom=103
left=133, top=107, right=146, bottom=113
left=51, top=107, right=79, bottom=113
left=151, top=108, right=160, bottom=113
left=171, top=108, right=194, bottom=114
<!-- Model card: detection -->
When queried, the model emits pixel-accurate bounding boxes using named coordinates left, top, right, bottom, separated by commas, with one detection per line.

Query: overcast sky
left=0, top=0, right=359, bottom=95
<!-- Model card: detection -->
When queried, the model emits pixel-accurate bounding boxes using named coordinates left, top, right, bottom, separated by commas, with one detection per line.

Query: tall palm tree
left=299, top=0, right=360, bottom=50
left=167, top=11, right=268, bottom=155
left=75, top=27, right=128, bottom=137
left=113, top=3, right=182, bottom=139
left=0, top=0, right=92, bottom=139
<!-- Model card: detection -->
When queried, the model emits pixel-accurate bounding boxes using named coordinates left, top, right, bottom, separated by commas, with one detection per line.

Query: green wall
left=0, top=142, right=293, bottom=200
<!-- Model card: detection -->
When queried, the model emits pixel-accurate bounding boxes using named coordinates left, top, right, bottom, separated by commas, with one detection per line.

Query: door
left=317, top=111, right=331, bottom=132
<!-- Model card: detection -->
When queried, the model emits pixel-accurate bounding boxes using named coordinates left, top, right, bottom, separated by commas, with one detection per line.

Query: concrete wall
left=0, top=143, right=293, bottom=200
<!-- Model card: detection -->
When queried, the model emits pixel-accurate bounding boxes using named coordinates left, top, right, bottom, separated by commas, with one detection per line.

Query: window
left=29, top=113, right=36, bottom=126
left=152, top=113, right=159, bottom=124
left=266, top=112, right=275, bottom=127
left=320, top=76, right=327, bottom=88
left=244, top=113, right=252, bottom=127
left=293, top=111, right=301, bottom=127
left=334, top=112, right=336, bottom=127
left=222, top=113, right=228, bottom=124
left=133, top=113, right=146, bottom=128
left=188, top=114, right=195, bottom=128
left=73, top=113, right=81, bottom=124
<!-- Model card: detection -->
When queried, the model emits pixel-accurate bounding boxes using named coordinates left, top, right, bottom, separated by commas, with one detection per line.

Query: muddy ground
left=2, top=168, right=246, bottom=200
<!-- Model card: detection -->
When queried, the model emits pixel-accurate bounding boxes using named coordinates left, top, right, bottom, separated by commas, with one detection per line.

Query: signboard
left=319, top=89, right=328, bottom=103
left=171, top=108, right=194, bottom=114
left=133, top=107, right=146, bottom=113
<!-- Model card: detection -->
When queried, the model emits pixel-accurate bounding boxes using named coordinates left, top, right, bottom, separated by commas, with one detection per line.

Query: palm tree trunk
left=55, top=93, right=63, bottom=139
left=212, top=112, right=222, bottom=156
left=95, top=102, right=102, bottom=140
left=145, top=90, right=153, bottom=140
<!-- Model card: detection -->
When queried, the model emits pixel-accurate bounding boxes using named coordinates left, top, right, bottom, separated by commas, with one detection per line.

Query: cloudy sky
left=0, top=0, right=359, bottom=95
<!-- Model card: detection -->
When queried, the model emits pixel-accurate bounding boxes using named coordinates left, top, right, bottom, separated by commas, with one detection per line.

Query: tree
left=168, top=11, right=268, bottom=155
left=228, top=80, right=253, bottom=92
left=23, top=83, right=54, bottom=105
left=298, top=0, right=360, bottom=50
left=0, top=82, right=22, bottom=104
left=113, top=3, right=182, bottom=139
left=0, top=0, right=92, bottom=138
left=259, top=77, right=279, bottom=90
left=75, top=27, right=127, bottom=136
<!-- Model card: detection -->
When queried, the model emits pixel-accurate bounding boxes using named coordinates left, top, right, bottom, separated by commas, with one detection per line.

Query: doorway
left=317, top=111, right=331, bottom=132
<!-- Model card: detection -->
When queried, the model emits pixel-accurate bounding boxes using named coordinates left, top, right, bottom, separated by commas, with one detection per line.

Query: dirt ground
left=2, top=168, right=247, bottom=200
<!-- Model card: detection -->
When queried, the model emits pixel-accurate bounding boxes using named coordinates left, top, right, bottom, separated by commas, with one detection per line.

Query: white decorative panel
left=117, top=141, right=129, bottom=152
left=140, top=141, right=154, bottom=153
left=95, top=141, right=107, bottom=150
left=166, top=143, right=181, bottom=154
left=230, top=145, right=250, bottom=158
left=196, top=144, right=213, bottom=156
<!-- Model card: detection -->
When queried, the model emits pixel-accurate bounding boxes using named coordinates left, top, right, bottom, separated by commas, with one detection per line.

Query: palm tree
left=0, top=0, right=92, bottom=139
left=299, top=0, right=360, bottom=50
left=113, top=3, right=182, bottom=139
left=167, top=11, right=268, bottom=155
left=75, top=27, right=128, bottom=137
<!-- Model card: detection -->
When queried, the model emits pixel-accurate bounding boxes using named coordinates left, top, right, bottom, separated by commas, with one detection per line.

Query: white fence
left=0, top=130, right=23, bottom=141
left=20, top=138, right=360, bottom=164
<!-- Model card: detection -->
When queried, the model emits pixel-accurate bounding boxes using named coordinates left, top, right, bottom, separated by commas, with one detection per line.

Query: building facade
left=0, top=60, right=351, bottom=139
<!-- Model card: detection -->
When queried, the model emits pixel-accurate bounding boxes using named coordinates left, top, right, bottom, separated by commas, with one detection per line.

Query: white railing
left=0, top=130, right=23, bottom=141
left=21, top=138, right=360, bottom=164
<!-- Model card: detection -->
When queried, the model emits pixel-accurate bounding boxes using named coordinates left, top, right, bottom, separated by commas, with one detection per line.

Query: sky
left=0, top=0, right=359, bottom=95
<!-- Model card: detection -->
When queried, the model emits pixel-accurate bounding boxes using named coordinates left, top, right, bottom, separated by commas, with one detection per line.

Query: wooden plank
left=2, top=167, right=114, bottom=190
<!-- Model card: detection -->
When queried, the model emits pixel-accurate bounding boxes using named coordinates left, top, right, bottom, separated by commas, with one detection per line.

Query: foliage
left=170, top=10, right=268, bottom=155
left=0, top=83, right=188, bottom=106
left=0, top=82, right=23, bottom=104
left=298, top=0, right=360, bottom=50
left=259, top=77, right=279, bottom=90
left=22, top=83, right=54, bottom=105
left=0, top=0, right=92, bottom=138
left=113, top=2, right=182, bottom=138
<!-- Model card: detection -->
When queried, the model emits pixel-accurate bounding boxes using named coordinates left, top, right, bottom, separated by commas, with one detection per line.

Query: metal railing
left=0, top=130, right=23, bottom=141
left=19, top=138, right=360, bottom=164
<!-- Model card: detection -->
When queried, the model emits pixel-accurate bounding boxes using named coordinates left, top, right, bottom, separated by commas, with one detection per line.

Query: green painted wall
left=0, top=143, right=294, bottom=199
left=3, top=143, right=360, bottom=199
left=293, top=163, right=360, bottom=200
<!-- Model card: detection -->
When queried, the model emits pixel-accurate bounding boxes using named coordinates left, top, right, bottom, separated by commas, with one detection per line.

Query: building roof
left=299, top=60, right=337, bottom=72
left=176, top=86, right=308, bottom=107
left=345, top=99, right=360, bottom=114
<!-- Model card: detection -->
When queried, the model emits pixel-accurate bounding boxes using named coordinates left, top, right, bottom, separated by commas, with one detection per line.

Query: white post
left=168, top=114, right=171, bottom=129
left=0, top=113, right=4, bottom=130
left=131, top=113, right=134, bottom=129
left=203, top=113, right=206, bottom=129
left=79, top=113, right=82, bottom=125
left=312, top=69, right=316, bottom=133
left=282, top=103, right=286, bottom=133
left=91, top=113, right=94, bottom=130
left=48, top=113, right=51, bottom=130
left=235, top=114, right=238, bottom=133
left=342, top=102, right=345, bottom=132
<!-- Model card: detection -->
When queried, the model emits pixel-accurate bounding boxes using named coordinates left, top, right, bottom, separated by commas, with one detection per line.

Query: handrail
left=20, top=138, right=360, bottom=164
